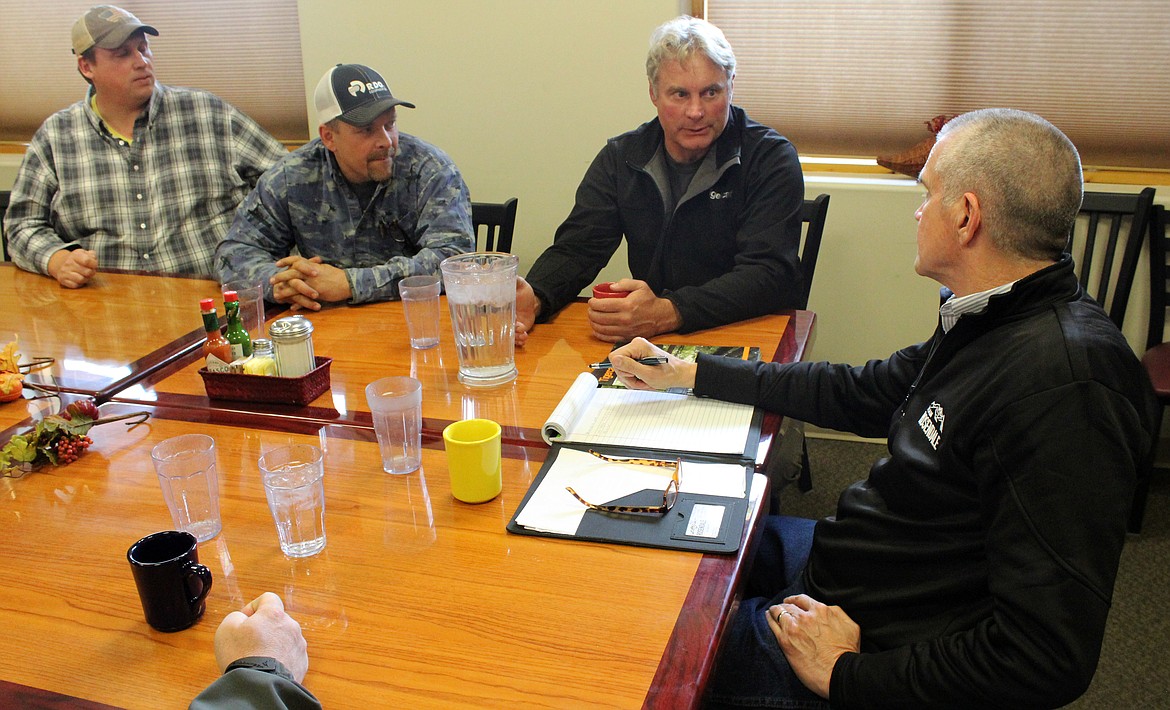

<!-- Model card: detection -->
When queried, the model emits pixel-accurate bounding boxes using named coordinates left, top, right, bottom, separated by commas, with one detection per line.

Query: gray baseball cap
left=72, top=5, right=158, bottom=56
left=314, top=64, right=415, bottom=128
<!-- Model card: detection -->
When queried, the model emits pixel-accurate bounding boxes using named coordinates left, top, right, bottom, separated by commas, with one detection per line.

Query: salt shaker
left=269, top=316, right=316, bottom=377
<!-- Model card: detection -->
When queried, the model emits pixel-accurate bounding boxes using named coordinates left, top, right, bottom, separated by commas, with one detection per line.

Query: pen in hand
left=589, top=357, right=668, bottom=369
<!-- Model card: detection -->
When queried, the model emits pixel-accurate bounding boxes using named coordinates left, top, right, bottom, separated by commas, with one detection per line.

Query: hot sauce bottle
left=201, top=298, right=233, bottom=372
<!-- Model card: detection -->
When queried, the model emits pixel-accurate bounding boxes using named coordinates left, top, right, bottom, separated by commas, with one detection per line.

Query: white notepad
left=541, top=372, right=756, bottom=456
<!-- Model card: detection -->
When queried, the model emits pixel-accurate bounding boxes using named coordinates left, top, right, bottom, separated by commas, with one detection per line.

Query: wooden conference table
left=0, top=268, right=815, bottom=709
left=110, top=289, right=814, bottom=470
left=0, top=264, right=222, bottom=401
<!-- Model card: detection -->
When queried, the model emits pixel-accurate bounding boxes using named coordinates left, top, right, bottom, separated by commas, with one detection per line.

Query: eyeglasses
left=565, top=449, right=680, bottom=515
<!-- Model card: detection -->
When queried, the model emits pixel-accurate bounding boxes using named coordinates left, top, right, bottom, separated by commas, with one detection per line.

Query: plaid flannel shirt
left=215, top=135, right=474, bottom=304
left=4, top=83, right=286, bottom=278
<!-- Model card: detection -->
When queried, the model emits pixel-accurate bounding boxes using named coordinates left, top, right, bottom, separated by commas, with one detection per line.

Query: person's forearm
left=190, top=667, right=322, bottom=710
left=346, top=241, right=464, bottom=304
left=6, top=191, right=77, bottom=276
left=215, top=193, right=292, bottom=303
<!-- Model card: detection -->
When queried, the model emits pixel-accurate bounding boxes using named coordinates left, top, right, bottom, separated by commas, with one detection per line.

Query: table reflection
left=282, top=550, right=349, bottom=636
left=210, top=534, right=246, bottom=609
left=410, top=345, right=454, bottom=399
left=381, top=469, right=437, bottom=551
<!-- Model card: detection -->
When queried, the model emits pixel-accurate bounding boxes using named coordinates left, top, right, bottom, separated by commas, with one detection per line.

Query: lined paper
left=542, top=372, right=755, bottom=455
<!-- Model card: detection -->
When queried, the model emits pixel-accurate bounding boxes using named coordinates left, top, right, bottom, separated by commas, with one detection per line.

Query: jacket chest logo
left=918, top=401, right=945, bottom=450
left=709, top=190, right=732, bottom=200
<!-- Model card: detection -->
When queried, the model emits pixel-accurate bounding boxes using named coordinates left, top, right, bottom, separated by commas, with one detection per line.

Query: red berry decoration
left=1, top=402, right=148, bottom=477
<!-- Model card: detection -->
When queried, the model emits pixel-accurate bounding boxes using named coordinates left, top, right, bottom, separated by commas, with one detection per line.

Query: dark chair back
left=0, top=190, right=9, bottom=262
left=1133, top=204, right=1168, bottom=534
left=1146, top=204, right=1169, bottom=350
left=798, top=193, right=830, bottom=309
left=1069, top=187, right=1156, bottom=329
left=471, top=197, right=518, bottom=253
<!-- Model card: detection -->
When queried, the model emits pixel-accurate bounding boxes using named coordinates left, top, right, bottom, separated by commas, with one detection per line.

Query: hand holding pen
left=605, top=338, right=698, bottom=392
left=589, top=356, right=668, bottom=369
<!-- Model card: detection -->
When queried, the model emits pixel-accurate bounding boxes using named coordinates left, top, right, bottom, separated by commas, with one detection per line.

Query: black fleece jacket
left=696, top=256, right=1158, bottom=708
left=526, top=105, right=804, bottom=333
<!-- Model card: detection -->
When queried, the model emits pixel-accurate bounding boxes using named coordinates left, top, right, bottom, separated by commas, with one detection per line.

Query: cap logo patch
left=348, top=80, right=387, bottom=97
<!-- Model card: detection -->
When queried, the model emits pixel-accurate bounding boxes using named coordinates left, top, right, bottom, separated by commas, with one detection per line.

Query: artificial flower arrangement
left=0, top=341, right=149, bottom=478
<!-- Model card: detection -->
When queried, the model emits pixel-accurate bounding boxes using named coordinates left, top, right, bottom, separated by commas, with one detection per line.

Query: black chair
left=1137, top=203, right=1169, bottom=533
left=1065, top=189, right=1158, bottom=533
left=798, top=193, right=830, bottom=310
left=0, top=190, right=10, bottom=262
left=1068, top=188, right=1156, bottom=329
left=780, top=194, right=831, bottom=497
left=471, top=197, right=518, bottom=253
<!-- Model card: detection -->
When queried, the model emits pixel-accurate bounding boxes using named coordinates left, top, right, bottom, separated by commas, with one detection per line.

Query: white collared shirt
left=940, top=282, right=1017, bottom=332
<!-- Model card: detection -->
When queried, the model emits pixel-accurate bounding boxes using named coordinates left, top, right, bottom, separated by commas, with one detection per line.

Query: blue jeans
left=704, top=516, right=831, bottom=710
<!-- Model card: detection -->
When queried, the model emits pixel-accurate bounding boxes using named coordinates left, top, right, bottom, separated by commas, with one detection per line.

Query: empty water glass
left=365, top=376, right=423, bottom=474
left=400, top=275, right=442, bottom=349
left=151, top=434, right=222, bottom=543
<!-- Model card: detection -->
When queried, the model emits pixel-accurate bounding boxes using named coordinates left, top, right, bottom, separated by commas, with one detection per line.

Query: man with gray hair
left=4, top=5, right=286, bottom=287
left=215, top=63, right=473, bottom=309
left=516, top=15, right=804, bottom=344
left=605, top=109, right=1157, bottom=708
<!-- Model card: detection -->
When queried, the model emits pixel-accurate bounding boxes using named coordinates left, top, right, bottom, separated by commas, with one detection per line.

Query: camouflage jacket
left=216, top=134, right=473, bottom=304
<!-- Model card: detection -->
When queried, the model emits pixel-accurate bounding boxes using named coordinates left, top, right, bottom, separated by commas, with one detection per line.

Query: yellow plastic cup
left=442, top=419, right=503, bottom=503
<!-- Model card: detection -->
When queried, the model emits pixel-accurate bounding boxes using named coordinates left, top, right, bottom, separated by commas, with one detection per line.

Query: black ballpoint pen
left=589, top=356, right=668, bottom=369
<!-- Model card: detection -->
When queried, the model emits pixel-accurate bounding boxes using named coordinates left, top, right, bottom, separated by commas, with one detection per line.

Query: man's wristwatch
left=224, top=656, right=296, bottom=682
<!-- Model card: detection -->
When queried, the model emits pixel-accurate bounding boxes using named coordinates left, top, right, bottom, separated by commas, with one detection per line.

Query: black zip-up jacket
left=526, top=106, right=804, bottom=333
left=696, top=256, right=1158, bottom=708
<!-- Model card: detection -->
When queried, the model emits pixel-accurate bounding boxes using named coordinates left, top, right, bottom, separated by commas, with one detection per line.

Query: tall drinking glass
left=220, top=279, right=265, bottom=342
left=258, top=444, right=327, bottom=557
left=365, top=376, right=423, bottom=474
left=399, top=275, right=442, bottom=349
left=151, top=434, right=222, bottom=543
left=439, top=252, right=519, bottom=387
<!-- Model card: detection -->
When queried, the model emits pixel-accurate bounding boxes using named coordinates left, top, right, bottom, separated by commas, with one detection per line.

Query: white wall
left=295, top=0, right=684, bottom=291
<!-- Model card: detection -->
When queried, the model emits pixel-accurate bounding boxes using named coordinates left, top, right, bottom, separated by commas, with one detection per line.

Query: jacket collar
left=964, top=254, right=1081, bottom=326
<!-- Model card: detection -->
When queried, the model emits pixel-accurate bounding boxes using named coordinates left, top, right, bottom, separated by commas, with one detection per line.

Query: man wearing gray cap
left=215, top=64, right=473, bottom=309
left=4, top=5, right=286, bottom=287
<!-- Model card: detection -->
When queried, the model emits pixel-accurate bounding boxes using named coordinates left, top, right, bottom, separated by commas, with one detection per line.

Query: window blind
left=707, top=1, right=1170, bottom=169
left=0, top=0, right=307, bottom=142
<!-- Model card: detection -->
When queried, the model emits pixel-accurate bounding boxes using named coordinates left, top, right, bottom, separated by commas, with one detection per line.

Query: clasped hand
left=514, top=278, right=683, bottom=347
left=270, top=255, right=351, bottom=311
left=214, top=592, right=308, bottom=682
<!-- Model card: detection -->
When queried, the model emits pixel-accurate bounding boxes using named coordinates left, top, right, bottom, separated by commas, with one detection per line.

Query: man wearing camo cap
left=216, top=63, right=473, bottom=309
left=4, top=5, right=285, bottom=287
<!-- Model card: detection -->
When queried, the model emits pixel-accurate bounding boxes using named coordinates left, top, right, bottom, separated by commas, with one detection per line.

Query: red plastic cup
left=592, top=282, right=629, bottom=299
